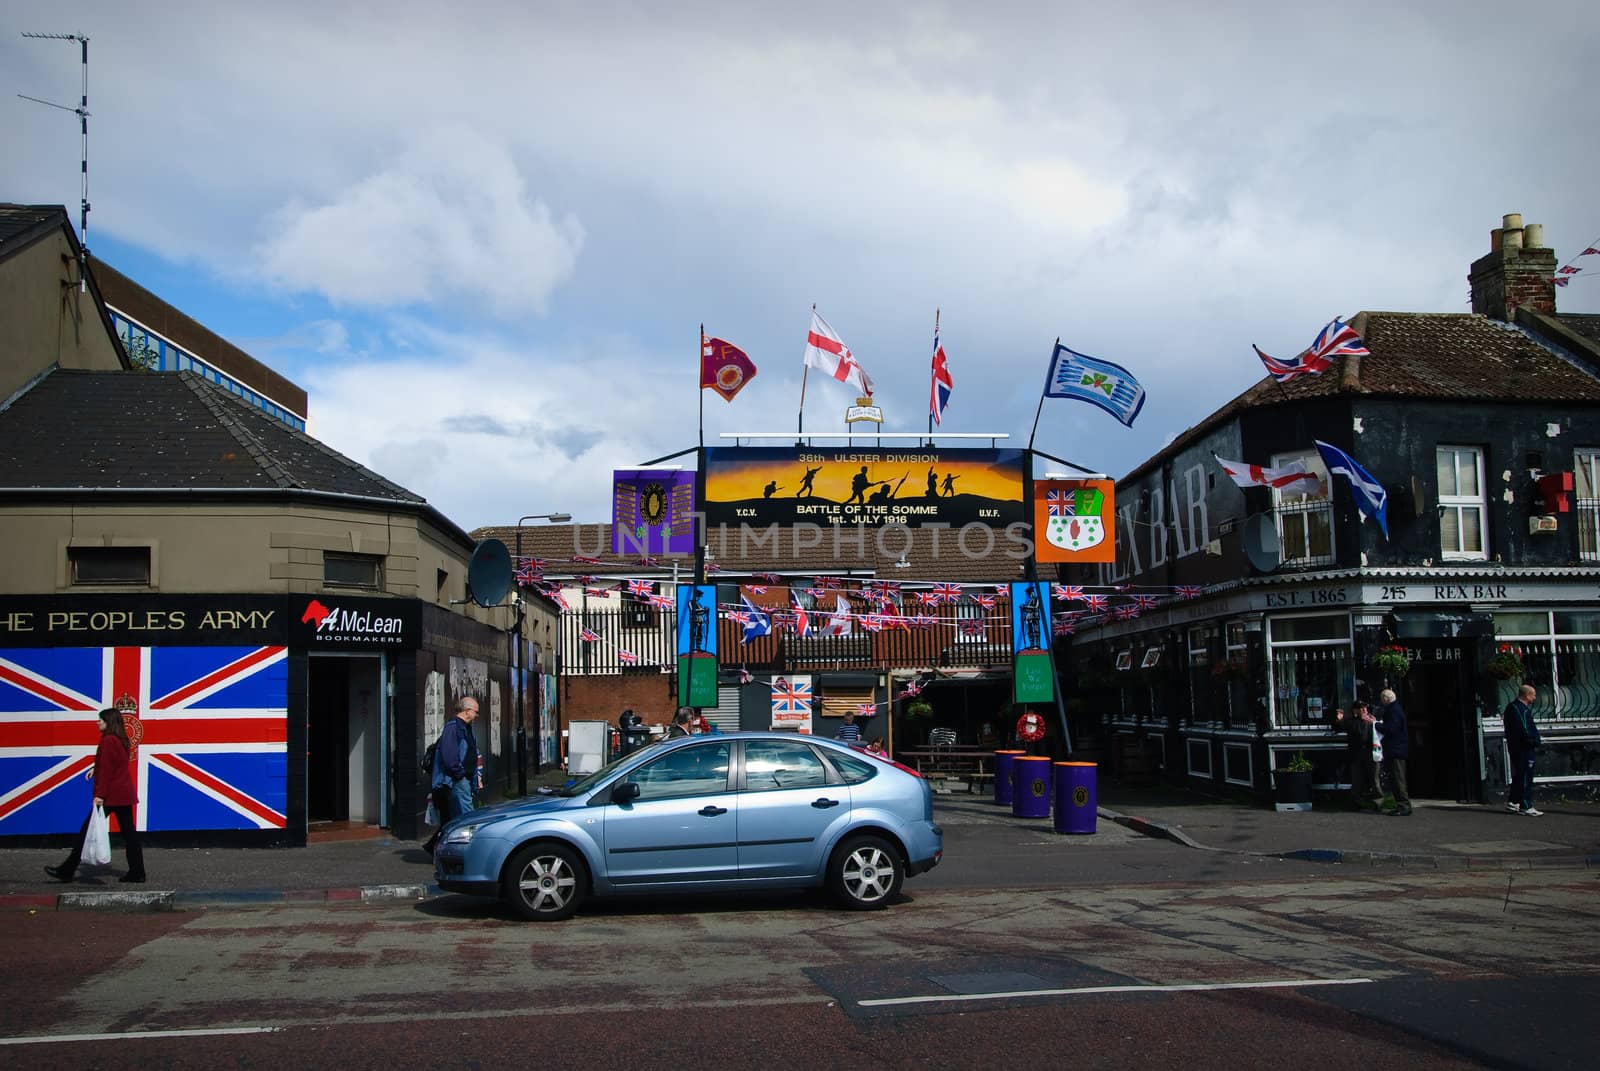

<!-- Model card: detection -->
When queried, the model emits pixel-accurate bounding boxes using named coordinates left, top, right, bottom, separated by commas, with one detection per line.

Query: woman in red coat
left=45, top=708, right=146, bottom=884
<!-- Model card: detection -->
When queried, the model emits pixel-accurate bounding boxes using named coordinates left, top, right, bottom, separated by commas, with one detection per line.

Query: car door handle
left=698, top=805, right=728, bottom=817
left=811, top=798, right=841, bottom=809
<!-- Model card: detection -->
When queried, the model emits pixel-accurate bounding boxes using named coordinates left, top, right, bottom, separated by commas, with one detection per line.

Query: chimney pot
left=1524, top=223, right=1544, bottom=248
left=1504, top=227, right=1524, bottom=252
left=1503, top=213, right=1523, bottom=230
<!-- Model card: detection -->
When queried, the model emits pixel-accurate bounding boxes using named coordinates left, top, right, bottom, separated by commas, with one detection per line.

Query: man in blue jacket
left=423, top=697, right=481, bottom=854
left=1502, top=684, right=1543, bottom=816
left=1377, top=688, right=1411, bottom=816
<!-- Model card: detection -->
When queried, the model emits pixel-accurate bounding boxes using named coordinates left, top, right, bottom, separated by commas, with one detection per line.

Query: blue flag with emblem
left=1315, top=439, right=1389, bottom=539
left=1043, top=343, right=1146, bottom=427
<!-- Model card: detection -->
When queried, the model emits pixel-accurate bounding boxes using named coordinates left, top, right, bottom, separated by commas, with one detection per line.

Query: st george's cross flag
left=803, top=310, right=873, bottom=396
left=0, top=645, right=288, bottom=834
left=1316, top=439, right=1389, bottom=538
left=1213, top=454, right=1323, bottom=495
left=929, top=330, right=954, bottom=425
left=1044, top=343, right=1146, bottom=427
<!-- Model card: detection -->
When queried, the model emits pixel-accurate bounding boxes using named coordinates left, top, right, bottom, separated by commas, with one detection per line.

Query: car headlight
left=443, top=821, right=489, bottom=845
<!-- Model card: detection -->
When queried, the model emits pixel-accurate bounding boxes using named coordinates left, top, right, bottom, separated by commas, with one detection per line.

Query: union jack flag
left=771, top=676, right=812, bottom=717
left=1554, top=277, right=1570, bottom=287
left=1558, top=266, right=1581, bottom=274
left=806, top=588, right=827, bottom=600
left=571, top=556, right=604, bottom=566
left=1046, top=489, right=1077, bottom=516
left=579, top=628, right=600, bottom=643
left=856, top=702, right=877, bottom=716
left=583, top=587, right=612, bottom=599
left=514, top=561, right=544, bottom=585
left=959, top=618, right=986, bottom=638
left=705, top=562, right=722, bottom=574
left=617, top=649, right=639, bottom=665
left=1053, top=618, right=1076, bottom=636
left=915, top=591, right=943, bottom=608
left=816, top=576, right=843, bottom=590
left=755, top=572, right=781, bottom=582
left=548, top=591, right=571, bottom=611
left=738, top=668, right=754, bottom=685
left=1134, top=595, right=1161, bottom=609
left=1254, top=317, right=1370, bottom=383
left=970, top=594, right=997, bottom=611
left=866, top=580, right=900, bottom=599
left=992, top=585, right=1010, bottom=599
left=645, top=593, right=674, bottom=609
left=1176, top=585, right=1203, bottom=599
left=576, top=575, right=599, bottom=585
left=900, top=679, right=923, bottom=699
left=1082, top=594, right=1109, bottom=611
left=744, top=585, right=769, bottom=595
left=1, top=645, right=288, bottom=834
left=859, top=614, right=884, bottom=633
left=1114, top=605, right=1141, bottom=620
left=625, top=579, right=654, bottom=596
left=1054, top=584, right=1084, bottom=602
left=635, top=556, right=661, bottom=566
left=931, top=583, right=962, bottom=605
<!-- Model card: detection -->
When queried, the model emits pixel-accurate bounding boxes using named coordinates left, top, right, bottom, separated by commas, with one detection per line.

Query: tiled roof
left=1124, top=311, right=1600, bottom=483
left=471, top=522, right=1025, bottom=583
left=0, top=204, right=63, bottom=258
left=0, top=369, right=423, bottom=502
left=1557, top=313, right=1600, bottom=348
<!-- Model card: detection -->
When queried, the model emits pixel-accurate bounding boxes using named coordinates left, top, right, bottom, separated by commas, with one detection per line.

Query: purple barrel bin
left=1053, top=761, right=1097, bottom=834
left=993, top=750, right=1026, bottom=806
left=1011, top=756, right=1053, bottom=819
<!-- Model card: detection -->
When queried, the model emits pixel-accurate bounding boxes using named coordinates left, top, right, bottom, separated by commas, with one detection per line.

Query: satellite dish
left=466, top=539, right=513, bottom=607
left=1242, top=514, right=1282, bottom=573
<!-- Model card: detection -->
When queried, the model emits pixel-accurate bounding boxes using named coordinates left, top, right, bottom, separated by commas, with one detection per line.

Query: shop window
left=324, top=552, right=382, bottom=590
left=1576, top=449, right=1600, bottom=561
left=624, top=581, right=660, bottom=628
left=1271, top=449, right=1334, bottom=566
left=69, top=546, right=150, bottom=586
left=1437, top=446, right=1487, bottom=560
left=1267, top=613, right=1352, bottom=729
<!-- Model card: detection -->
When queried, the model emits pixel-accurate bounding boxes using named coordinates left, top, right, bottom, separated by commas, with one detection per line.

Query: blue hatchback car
left=433, top=732, right=943, bottom=921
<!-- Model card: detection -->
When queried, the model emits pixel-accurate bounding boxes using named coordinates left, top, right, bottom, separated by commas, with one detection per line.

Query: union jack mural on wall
left=0, top=645, right=289, bottom=835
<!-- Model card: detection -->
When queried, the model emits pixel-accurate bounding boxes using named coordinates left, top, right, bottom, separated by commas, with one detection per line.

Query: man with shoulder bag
left=422, top=697, right=481, bottom=855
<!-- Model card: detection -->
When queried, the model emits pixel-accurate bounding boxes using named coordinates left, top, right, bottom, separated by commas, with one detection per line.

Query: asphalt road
left=2, top=867, right=1595, bottom=1070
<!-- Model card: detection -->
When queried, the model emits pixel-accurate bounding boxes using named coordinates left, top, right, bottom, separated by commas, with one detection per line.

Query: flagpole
left=698, top=325, right=705, bottom=448
left=797, top=303, right=814, bottom=439
left=926, top=309, right=937, bottom=438
left=1026, top=337, right=1058, bottom=452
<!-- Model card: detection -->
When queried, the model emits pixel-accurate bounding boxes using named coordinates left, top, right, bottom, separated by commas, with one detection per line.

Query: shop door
left=1401, top=643, right=1471, bottom=801
left=308, top=655, right=386, bottom=826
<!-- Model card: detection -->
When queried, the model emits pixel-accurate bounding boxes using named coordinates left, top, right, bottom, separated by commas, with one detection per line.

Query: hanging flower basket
left=1486, top=645, right=1525, bottom=681
left=904, top=699, right=933, bottom=718
left=1370, top=645, right=1412, bottom=680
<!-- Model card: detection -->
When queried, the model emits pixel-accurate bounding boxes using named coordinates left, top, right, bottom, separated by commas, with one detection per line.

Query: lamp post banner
left=704, top=445, right=1024, bottom=529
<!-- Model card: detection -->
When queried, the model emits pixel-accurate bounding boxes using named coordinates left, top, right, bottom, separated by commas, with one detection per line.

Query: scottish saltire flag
left=1, top=645, right=288, bottom=834
left=1315, top=439, right=1389, bottom=538
left=1044, top=343, right=1146, bottom=427
left=738, top=594, right=772, bottom=644
left=929, top=332, right=953, bottom=425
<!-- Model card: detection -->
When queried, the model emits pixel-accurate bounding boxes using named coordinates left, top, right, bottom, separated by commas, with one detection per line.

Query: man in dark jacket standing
left=1502, top=684, right=1543, bottom=816
left=1334, top=702, right=1382, bottom=811
left=1377, top=688, right=1411, bottom=816
left=423, top=697, right=480, bottom=854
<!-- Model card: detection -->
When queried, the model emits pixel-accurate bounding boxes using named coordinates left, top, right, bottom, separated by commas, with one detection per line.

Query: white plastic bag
left=1371, top=726, right=1384, bottom=764
left=424, top=797, right=439, bottom=827
left=84, top=803, right=112, bottom=866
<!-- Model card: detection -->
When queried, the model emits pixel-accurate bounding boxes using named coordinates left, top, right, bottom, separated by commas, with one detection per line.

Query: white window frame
left=1437, top=445, right=1488, bottom=561
left=1575, top=449, right=1600, bottom=562
left=1270, top=449, right=1334, bottom=566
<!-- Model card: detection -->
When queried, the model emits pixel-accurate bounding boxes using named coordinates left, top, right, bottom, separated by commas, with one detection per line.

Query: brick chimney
left=1469, top=213, right=1557, bottom=321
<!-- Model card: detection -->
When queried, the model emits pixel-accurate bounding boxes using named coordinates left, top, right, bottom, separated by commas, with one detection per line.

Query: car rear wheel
left=503, top=842, right=585, bottom=921
left=828, top=834, right=903, bottom=910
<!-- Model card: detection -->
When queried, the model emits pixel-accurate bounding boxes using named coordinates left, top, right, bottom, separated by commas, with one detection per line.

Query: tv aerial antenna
left=18, top=31, right=91, bottom=292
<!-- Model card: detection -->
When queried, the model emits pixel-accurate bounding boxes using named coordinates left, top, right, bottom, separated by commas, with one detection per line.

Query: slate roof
left=1557, top=313, right=1600, bottom=348
left=0, top=368, right=423, bottom=503
left=0, top=204, right=63, bottom=256
left=1124, top=311, right=1600, bottom=484
left=471, top=523, right=1025, bottom=584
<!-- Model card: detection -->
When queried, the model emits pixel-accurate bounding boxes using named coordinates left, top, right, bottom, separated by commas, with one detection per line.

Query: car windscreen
left=561, top=741, right=663, bottom=797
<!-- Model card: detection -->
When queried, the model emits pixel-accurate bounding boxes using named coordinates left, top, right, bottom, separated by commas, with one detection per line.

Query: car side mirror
left=611, top=781, right=640, bottom=805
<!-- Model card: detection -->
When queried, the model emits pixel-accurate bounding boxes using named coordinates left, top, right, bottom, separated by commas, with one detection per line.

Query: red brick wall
left=563, top=673, right=680, bottom=730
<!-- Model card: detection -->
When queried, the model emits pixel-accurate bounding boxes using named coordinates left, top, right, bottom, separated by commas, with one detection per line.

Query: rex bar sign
left=297, top=597, right=417, bottom=649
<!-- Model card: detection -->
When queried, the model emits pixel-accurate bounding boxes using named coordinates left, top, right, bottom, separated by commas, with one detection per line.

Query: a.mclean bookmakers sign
left=0, top=594, right=419, bottom=651
left=703, top=445, right=1026, bottom=529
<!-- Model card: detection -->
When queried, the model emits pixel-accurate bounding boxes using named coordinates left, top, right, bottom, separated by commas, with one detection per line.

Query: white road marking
left=0, top=1026, right=280, bottom=1046
left=859, top=976, right=1376, bottom=1007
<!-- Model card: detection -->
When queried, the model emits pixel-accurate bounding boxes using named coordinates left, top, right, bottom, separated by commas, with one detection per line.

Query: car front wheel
left=503, top=842, right=586, bottom=921
left=828, top=834, right=903, bottom=910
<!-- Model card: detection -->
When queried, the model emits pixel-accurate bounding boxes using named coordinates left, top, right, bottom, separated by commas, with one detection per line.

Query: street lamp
left=513, top=512, right=572, bottom=795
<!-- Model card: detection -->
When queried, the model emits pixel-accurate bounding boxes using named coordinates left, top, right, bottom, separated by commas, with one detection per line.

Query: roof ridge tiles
left=178, top=372, right=302, bottom=489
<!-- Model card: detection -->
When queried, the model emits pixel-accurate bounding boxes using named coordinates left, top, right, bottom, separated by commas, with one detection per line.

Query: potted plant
left=1274, top=751, right=1315, bottom=812
left=1486, top=645, right=1525, bottom=681
left=905, top=699, right=933, bottom=719
left=1370, top=644, right=1412, bottom=683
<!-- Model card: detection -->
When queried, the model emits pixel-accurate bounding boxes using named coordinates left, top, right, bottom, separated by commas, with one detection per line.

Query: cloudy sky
left=5, top=1, right=1597, bottom=531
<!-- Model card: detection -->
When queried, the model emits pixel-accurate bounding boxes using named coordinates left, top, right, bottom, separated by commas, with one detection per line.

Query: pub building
left=1059, top=215, right=1600, bottom=805
left=0, top=205, right=560, bottom=846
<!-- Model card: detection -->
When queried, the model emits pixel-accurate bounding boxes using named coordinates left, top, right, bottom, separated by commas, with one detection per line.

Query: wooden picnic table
left=896, top=747, right=995, bottom=781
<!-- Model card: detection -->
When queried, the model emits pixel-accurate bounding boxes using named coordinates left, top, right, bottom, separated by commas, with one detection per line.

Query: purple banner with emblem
left=612, top=469, right=697, bottom=555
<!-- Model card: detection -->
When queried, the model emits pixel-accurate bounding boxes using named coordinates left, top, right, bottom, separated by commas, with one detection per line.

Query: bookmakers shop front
left=0, top=592, right=512, bottom=846
left=1071, top=569, right=1600, bottom=805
